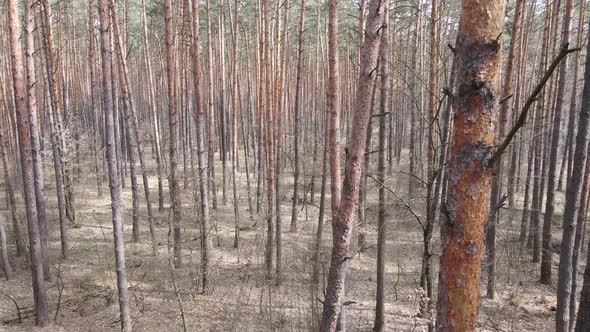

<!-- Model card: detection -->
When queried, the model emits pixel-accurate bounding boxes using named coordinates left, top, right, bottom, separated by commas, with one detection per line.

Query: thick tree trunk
left=320, top=0, right=386, bottom=330
left=435, top=1, right=507, bottom=331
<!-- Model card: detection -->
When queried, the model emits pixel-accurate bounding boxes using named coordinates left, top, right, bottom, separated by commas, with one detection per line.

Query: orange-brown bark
left=436, top=1, right=507, bottom=331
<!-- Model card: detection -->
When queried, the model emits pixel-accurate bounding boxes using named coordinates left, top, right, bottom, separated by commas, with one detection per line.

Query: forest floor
left=0, top=142, right=573, bottom=331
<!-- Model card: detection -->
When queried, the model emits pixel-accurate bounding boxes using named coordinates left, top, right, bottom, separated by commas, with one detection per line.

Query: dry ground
left=0, top=141, right=575, bottom=331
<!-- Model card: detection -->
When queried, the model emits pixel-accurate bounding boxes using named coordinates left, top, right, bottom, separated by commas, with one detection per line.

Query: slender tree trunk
left=557, top=25, right=590, bottom=332
left=541, top=0, right=574, bottom=285
left=24, top=0, right=50, bottom=278
left=374, top=6, right=389, bottom=331
left=327, top=0, right=341, bottom=220
left=39, top=0, right=69, bottom=260
left=89, top=0, right=103, bottom=199
left=0, top=223, right=11, bottom=280
left=165, top=0, right=182, bottom=268
left=530, top=2, right=551, bottom=260
left=140, top=0, right=164, bottom=212
left=0, top=95, right=23, bottom=257
left=97, top=0, right=132, bottom=328
left=229, top=0, right=241, bottom=252
left=205, top=0, right=217, bottom=210
left=6, top=0, right=50, bottom=324
left=520, top=124, right=536, bottom=245
left=274, top=0, right=288, bottom=285
left=486, top=0, right=524, bottom=297
left=320, top=0, right=386, bottom=329
left=421, top=0, right=440, bottom=307
left=190, top=0, right=210, bottom=294
left=263, top=0, right=275, bottom=280
left=408, top=0, right=422, bottom=197
left=110, top=0, right=157, bottom=254
left=570, top=140, right=590, bottom=329
left=291, top=0, right=306, bottom=233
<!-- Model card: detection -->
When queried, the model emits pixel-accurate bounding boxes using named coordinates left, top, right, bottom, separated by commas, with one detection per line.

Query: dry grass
left=0, top=142, right=573, bottom=331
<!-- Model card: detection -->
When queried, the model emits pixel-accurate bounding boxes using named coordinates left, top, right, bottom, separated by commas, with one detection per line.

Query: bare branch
left=489, top=46, right=580, bottom=166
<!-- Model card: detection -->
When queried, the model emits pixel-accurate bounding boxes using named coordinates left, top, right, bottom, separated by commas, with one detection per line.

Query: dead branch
left=489, top=46, right=580, bottom=166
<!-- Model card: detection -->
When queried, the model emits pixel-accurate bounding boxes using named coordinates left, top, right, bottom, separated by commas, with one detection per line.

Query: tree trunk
left=39, top=0, right=69, bottom=260
left=0, top=95, right=23, bottom=257
left=97, top=0, right=132, bottom=328
left=110, top=0, right=157, bottom=254
left=191, top=0, right=210, bottom=294
left=274, top=0, right=289, bottom=285
left=320, top=0, right=386, bottom=329
left=291, top=0, right=306, bottom=234
left=165, top=0, right=182, bottom=268
left=541, top=0, right=573, bottom=285
left=570, top=140, right=590, bottom=329
left=230, top=0, right=241, bottom=252
left=0, top=223, right=11, bottom=280
left=263, top=0, right=275, bottom=280
left=374, top=5, right=389, bottom=331
left=435, top=1, right=507, bottom=330
left=140, top=0, right=164, bottom=212
left=89, top=0, right=103, bottom=199
left=24, top=0, right=50, bottom=279
left=485, top=0, right=524, bottom=298
left=557, top=25, right=590, bottom=332
left=6, top=0, right=50, bottom=324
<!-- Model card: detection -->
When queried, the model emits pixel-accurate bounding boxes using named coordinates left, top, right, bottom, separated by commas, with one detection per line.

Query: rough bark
left=435, top=1, right=507, bottom=331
